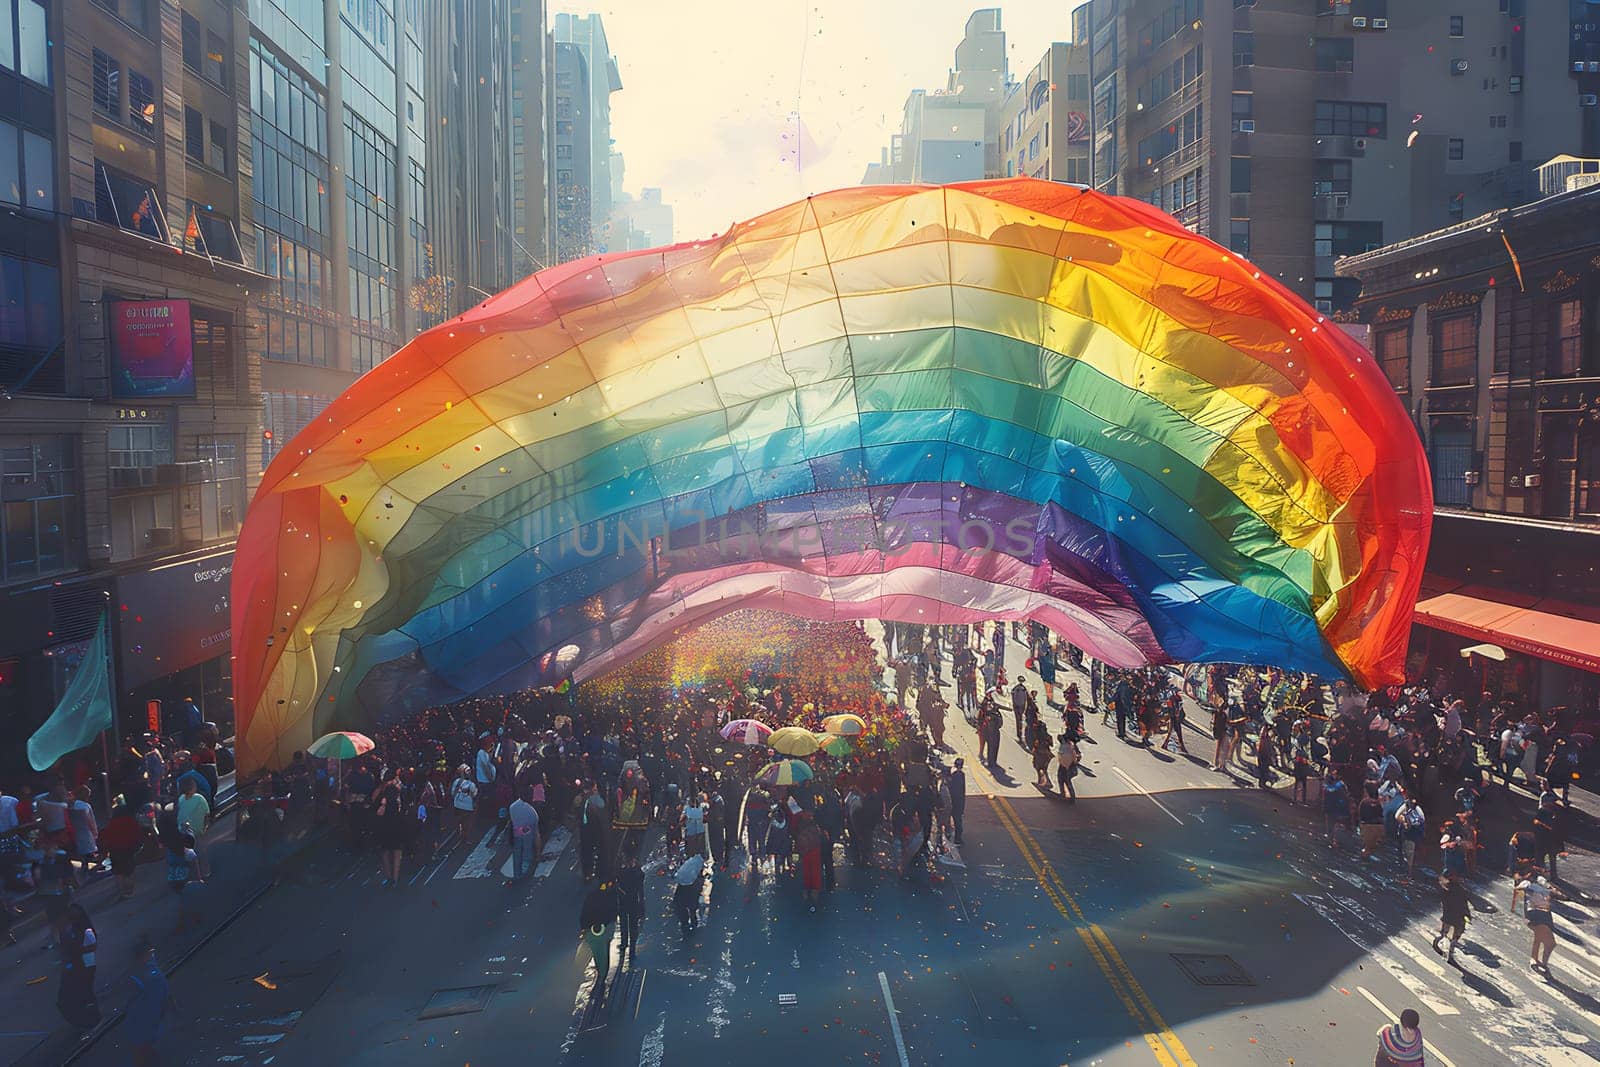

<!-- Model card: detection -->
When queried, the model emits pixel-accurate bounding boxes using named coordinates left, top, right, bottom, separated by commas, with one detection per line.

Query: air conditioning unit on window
left=1353, top=137, right=1370, bottom=150
left=1523, top=473, right=1542, bottom=488
left=1351, top=16, right=1368, bottom=27
left=1238, top=119, right=1256, bottom=133
left=1582, top=93, right=1600, bottom=107
left=1452, top=59, right=1470, bottom=75
left=1372, top=17, right=1389, bottom=29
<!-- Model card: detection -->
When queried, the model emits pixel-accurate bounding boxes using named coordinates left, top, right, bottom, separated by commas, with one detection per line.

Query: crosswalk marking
left=1296, top=890, right=1600, bottom=1059
left=453, top=825, right=503, bottom=879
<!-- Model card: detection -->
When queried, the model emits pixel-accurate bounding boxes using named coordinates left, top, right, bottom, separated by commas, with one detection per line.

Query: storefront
left=1411, top=580, right=1600, bottom=729
left=113, top=547, right=235, bottom=741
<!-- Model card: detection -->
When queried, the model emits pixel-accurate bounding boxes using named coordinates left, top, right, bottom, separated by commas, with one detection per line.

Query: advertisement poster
left=1066, top=111, right=1089, bottom=144
left=109, top=299, right=195, bottom=398
left=115, top=549, right=233, bottom=690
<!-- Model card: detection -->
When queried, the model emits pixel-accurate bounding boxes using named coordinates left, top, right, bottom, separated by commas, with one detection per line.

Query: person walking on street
left=99, top=804, right=147, bottom=900
left=1056, top=729, right=1081, bottom=801
left=1398, top=793, right=1427, bottom=880
left=578, top=879, right=617, bottom=1003
left=125, top=939, right=176, bottom=1066
left=176, top=776, right=211, bottom=878
left=373, top=772, right=408, bottom=887
left=1160, top=695, right=1188, bottom=754
left=793, top=810, right=823, bottom=912
left=579, top=781, right=608, bottom=883
left=1432, top=870, right=1471, bottom=964
left=616, top=852, right=645, bottom=967
left=506, top=787, right=541, bottom=885
left=1513, top=867, right=1560, bottom=973
left=672, top=852, right=706, bottom=939
left=1114, top=673, right=1134, bottom=740
left=948, top=758, right=966, bottom=844
left=1373, top=1008, right=1425, bottom=1067
left=1010, top=677, right=1028, bottom=743
left=1211, top=699, right=1229, bottom=771
left=814, top=784, right=842, bottom=890
left=56, top=902, right=100, bottom=1034
left=1357, top=786, right=1385, bottom=861
left=449, top=765, right=478, bottom=849
left=67, top=787, right=99, bottom=880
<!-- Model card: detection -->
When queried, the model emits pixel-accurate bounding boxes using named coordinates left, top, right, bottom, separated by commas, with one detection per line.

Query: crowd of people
left=2, top=612, right=1593, bottom=1050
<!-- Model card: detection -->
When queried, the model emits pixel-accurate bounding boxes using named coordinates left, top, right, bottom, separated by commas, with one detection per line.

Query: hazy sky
left=549, top=2, right=1085, bottom=242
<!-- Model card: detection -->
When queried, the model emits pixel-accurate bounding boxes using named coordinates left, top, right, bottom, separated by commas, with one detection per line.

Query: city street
left=68, top=632, right=1600, bottom=1067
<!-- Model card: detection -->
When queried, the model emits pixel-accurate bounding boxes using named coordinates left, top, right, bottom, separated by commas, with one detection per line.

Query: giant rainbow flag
left=232, top=180, right=1431, bottom=773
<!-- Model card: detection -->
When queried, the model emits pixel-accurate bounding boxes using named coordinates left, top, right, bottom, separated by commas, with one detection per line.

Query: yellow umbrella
left=813, top=731, right=852, bottom=756
left=769, top=726, right=820, bottom=756
left=822, top=713, right=866, bottom=737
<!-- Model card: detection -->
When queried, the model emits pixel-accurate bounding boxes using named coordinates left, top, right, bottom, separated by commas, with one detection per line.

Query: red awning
left=1414, top=587, right=1600, bottom=675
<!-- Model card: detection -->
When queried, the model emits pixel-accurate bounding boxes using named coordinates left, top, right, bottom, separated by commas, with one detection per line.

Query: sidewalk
left=2, top=794, right=315, bottom=1067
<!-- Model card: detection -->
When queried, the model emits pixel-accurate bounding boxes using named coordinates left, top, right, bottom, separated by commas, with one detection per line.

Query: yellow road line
left=953, top=729, right=1199, bottom=1067
left=1076, top=927, right=1180, bottom=1067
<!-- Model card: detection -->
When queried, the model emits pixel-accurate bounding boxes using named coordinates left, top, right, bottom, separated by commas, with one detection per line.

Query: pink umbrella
left=720, top=719, right=773, bottom=746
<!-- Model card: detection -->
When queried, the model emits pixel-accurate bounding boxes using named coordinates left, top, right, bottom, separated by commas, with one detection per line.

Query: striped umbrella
left=755, top=759, right=814, bottom=787
left=307, top=731, right=374, bottom=760
left=821, top=713, right=866, bottom=737
left=720, top=719, right=773, bottom=746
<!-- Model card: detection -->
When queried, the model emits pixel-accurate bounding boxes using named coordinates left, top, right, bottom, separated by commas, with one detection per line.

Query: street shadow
left=1543, top=970, right=1600, bottom=1018
left=1451, top=959, right=1514, bottom=1005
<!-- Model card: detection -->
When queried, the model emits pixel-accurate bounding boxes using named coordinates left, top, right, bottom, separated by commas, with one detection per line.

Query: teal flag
left=28, top=612, right=113, bottom=772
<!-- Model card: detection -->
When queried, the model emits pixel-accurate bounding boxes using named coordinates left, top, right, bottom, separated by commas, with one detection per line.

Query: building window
left=93, top=49, right=121, bottom=120
left=1509, top=140, right=1522, bottom=163
left=192, top=312, right=238, bottom=398
left=128, top=69, right=156, bottom=136
left=0, top=122, right=16, bottom=206
left=110, top=492, right=175, bottom=561
left=1313, top=159, right=1352, bottom=197
left=1377, top=326, right=1409, bottom=390
left=11, top=126, right=50, bottom=211
left=0, top=253, right=62, bottom=354
left=107, top=423, right=171, bottom=489
left=1431, top=312, right=1478, bottom=385
left=91, top=0, right=147, bottom=33
left=1553, top=298, right=1582, bottom=378
left=1449, top=15, right=1464, bottom=37
left=95, top=161, right=167, bottom=241
left=1232, top=32, right=1254, bottom=67
left=185, top=106, right=204, bottom=163
left=555, top=144, right=570, bottom=159
left=1448, top=191, right=1466, bottom=222
left=208, top=120, right=227, bottom=173
left=1230, top=156, right=1251, bottom=193
left=204, top=29, right=228, bottom=89
left=1314, top=37, right=1354, bottom=73
left=186, top=437, right=242, bottom=542
left=1228, top=219, right=1250, bottom=255
left=181, top=11, right=201, bottom=72
left=0, top=436, right=76, bottom=583
left=1447, top=138, right=1464, bottom=161
left=3, top=0, right=50, bottom=87
left=1314, top=100, right=1387, bottom=138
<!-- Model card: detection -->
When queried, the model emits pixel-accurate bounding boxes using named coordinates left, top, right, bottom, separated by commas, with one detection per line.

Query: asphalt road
left=74, top=630, right=1600, bottom=1067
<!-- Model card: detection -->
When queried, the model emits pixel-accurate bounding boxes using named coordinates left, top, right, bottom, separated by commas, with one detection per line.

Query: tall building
left=551, top=11, right=619, bottom=258
left=548, top=38, right=591, bottom=262
left=423, top=0, right=516, bottom=318
left=862, top=8, right=1011, bottom=185
left=1336, top=184, right=1600, bottom=724
left=1076, top=0, right=1584, bottom=312
left=509, top=0, right=551, bottom=277
left=997, top=41, right=1092, bottom=186
left=1, top=0, right=267, bottom=761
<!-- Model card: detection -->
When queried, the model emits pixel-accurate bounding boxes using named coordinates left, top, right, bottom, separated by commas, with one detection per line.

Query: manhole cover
left=419, top=985, right=499, bottom=1020
left=1170, top=954, right=1254, bottom=987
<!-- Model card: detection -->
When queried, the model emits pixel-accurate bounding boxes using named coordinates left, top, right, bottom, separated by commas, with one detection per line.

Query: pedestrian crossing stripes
left=1295, top=891, right=1600, bottom=1063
